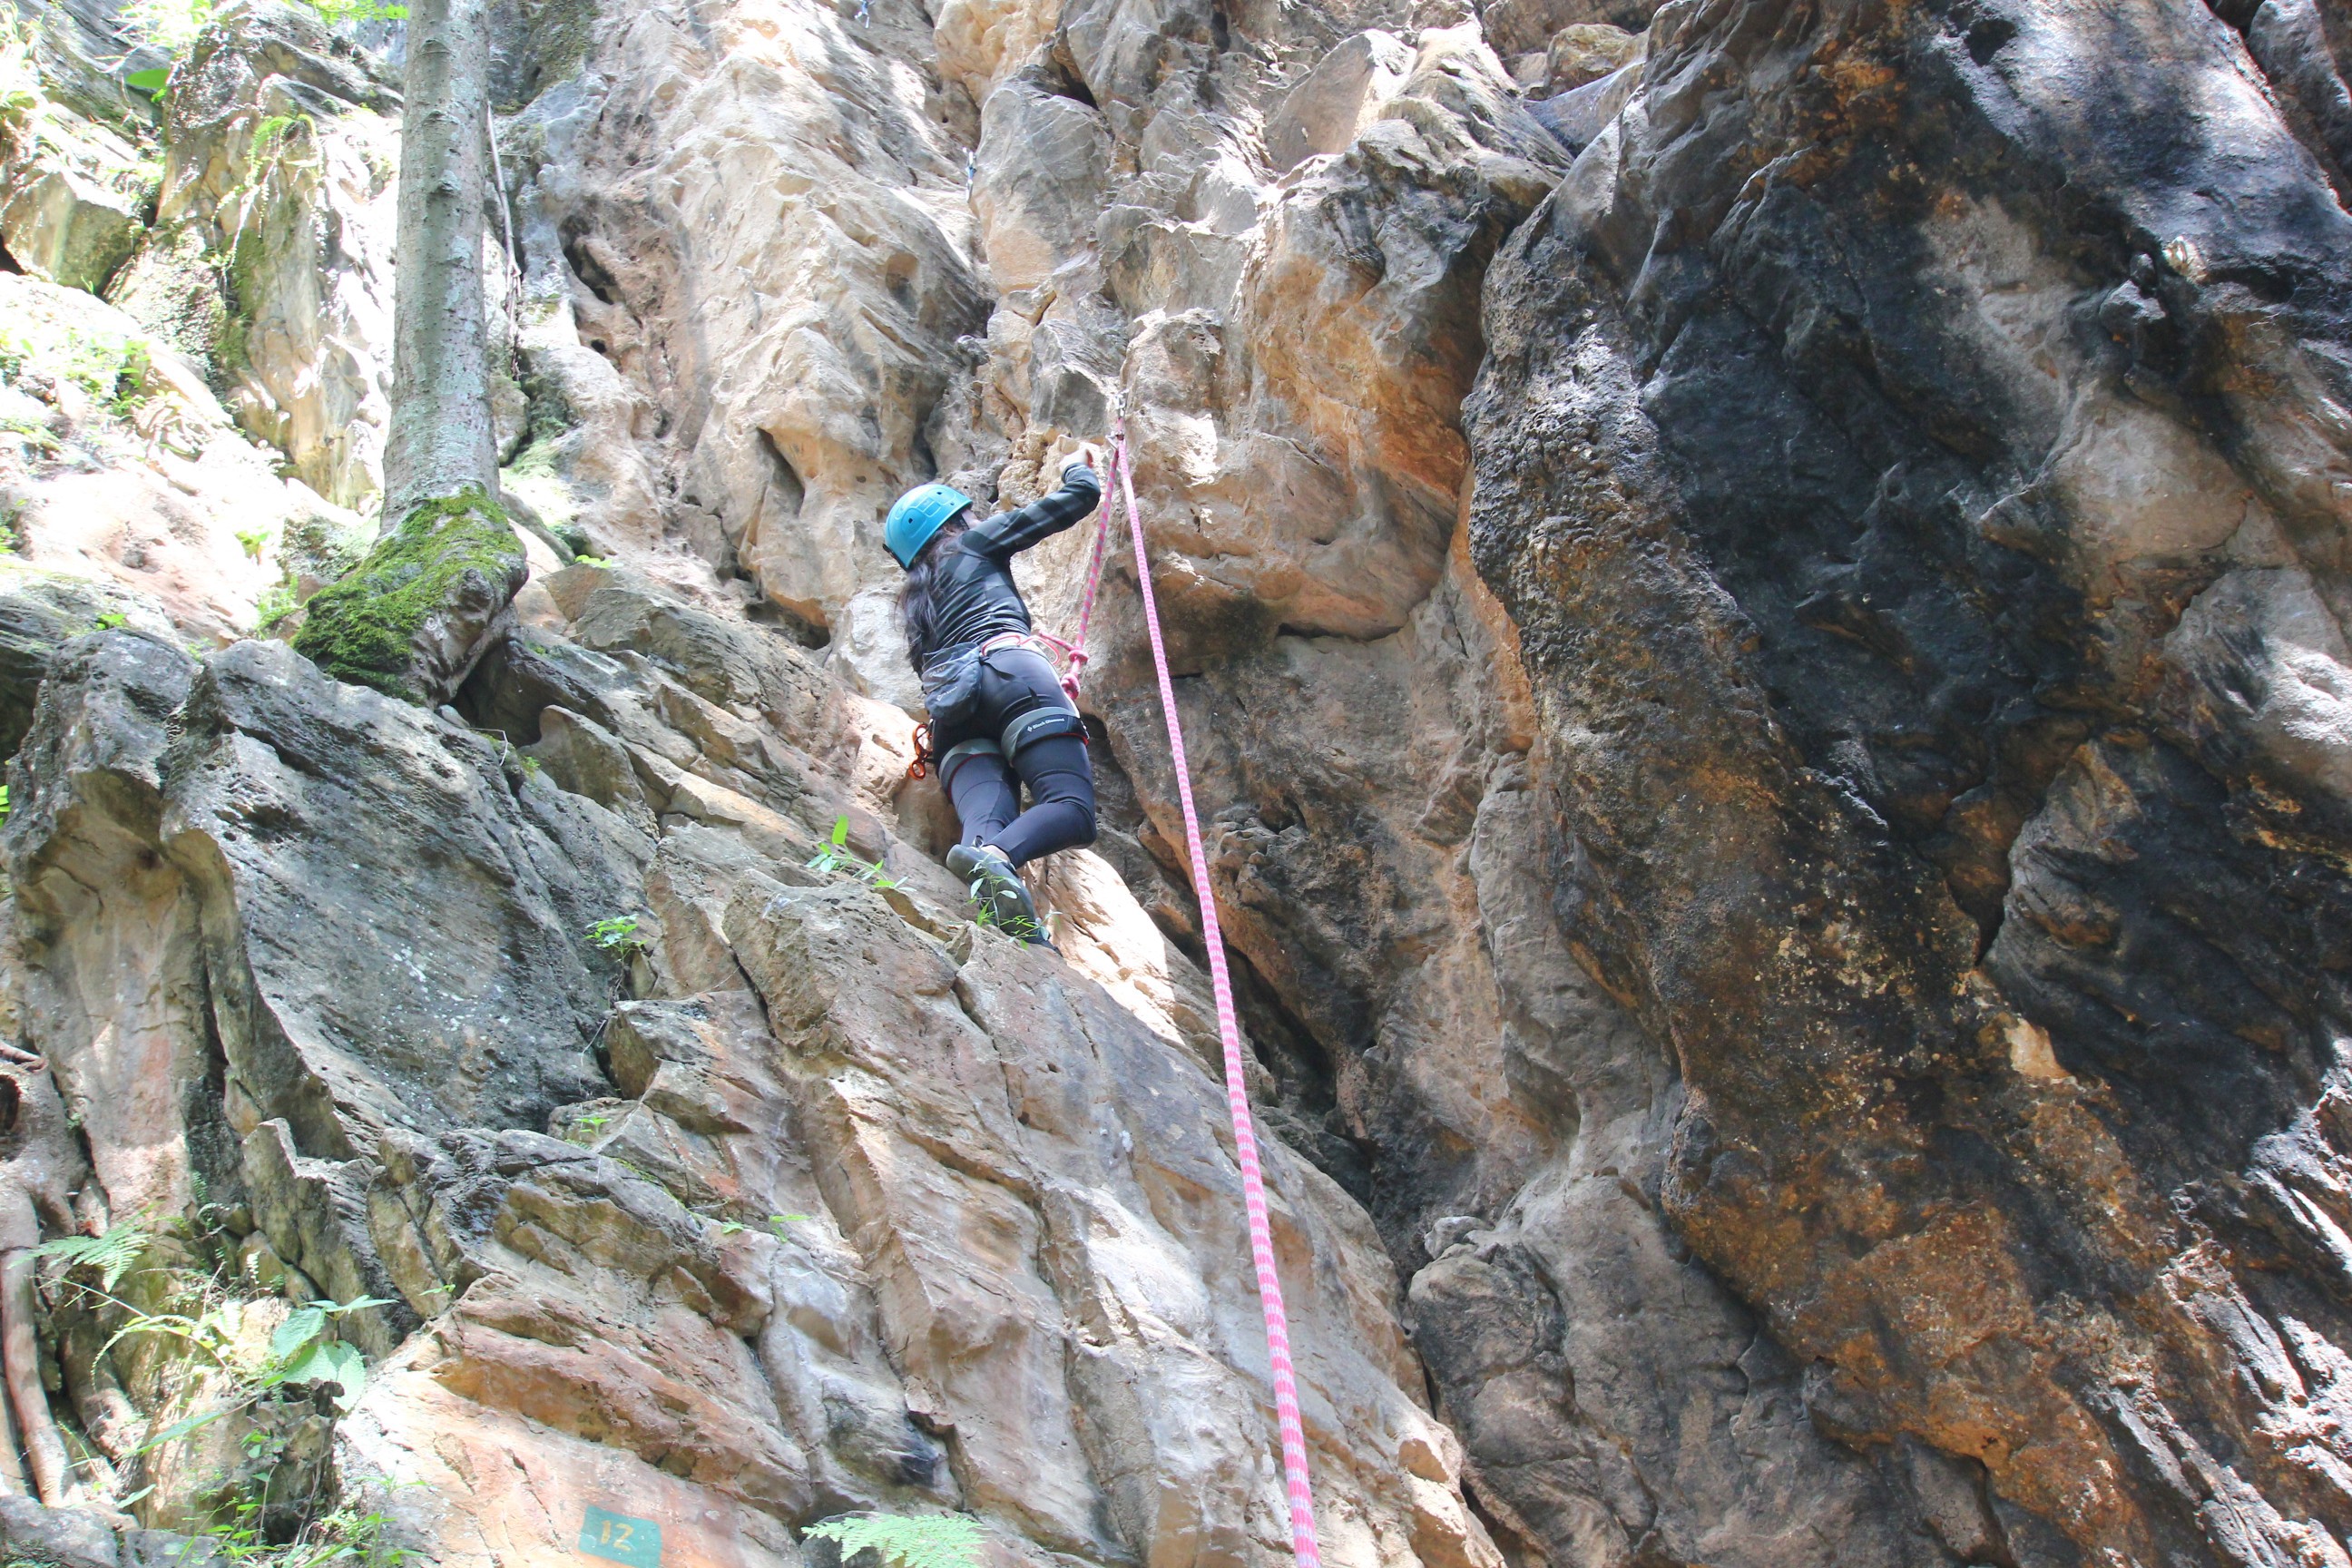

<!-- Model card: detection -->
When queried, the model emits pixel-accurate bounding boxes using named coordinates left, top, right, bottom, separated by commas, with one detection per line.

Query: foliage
left=800, top=1514, right=987, bottom=1568
left=34, top=1223, right=152, bottom=1290
left=236, top=526, right=272, bottom=562
left=289, top=488, right=524, bottom=701
left=176, top=1494, right=416, bottom=1568
left=120, top=0, right=214, bottom=55
left=807, top=817, right=899, bottom=890
left=0, top=415, right=59, bottom=455
left=0, top=18, right=38, bottom=128
left=45, top=1193, right=414, bottom=1562
left=172, top=1491, right=414, bottom=1568
left=0, top=318, right=166, bottom=424
left=570, top=555, right=609, bottom=569
left=245, top=113, right=313, bottom=175
left=586, top=916, right=642, bottom=954
left=255, top=582, right=299, bottom=634
left=0, top=785, right=12, bottom=826
left=124, top=0, right=404, bottom=62
left=106, top=341, right=153, bottom=417
left=101, top=1290, right=392, bottom=1454
left=712, top=1212, right=809, bottom=1239
left=301, top=0, right=409, bottom=22
left=91, top=610, right=128, bottom=632
left=44, top=1217, right=390, bottom=1462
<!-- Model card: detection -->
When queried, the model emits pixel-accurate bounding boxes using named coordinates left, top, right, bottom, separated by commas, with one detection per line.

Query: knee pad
left=936, top=737, right=1003, bottom=789
left=1001, top=705, right=1086, bottom=759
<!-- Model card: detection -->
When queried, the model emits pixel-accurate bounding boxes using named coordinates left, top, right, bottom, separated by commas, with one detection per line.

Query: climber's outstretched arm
left=965, top=463, right=1102, bottom=559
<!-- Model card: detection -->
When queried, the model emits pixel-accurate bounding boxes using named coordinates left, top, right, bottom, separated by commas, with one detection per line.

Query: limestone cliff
left=3, top=0, right=2352, bottom=1565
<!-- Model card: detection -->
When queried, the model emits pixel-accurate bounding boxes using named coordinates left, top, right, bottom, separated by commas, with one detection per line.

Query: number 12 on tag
left=579, top=1504, right=662, bottom=1568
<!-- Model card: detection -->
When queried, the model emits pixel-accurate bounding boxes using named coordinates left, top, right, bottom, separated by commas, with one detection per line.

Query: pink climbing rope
left=1102, top=415, right=1325, bottom=1567
left=1033, top=452, right=1118, bottom=702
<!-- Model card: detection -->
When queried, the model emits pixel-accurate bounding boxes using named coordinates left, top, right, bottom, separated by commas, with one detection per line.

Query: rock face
left=1, top=578, right=1498, bottom=1568
left=1466, top=1, right=2352, bottom=1563
left=10, top=0, right=2352, bottom=1565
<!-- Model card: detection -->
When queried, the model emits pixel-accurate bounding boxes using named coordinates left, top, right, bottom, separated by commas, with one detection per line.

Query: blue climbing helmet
left=884, top=483, right=975, bottom=569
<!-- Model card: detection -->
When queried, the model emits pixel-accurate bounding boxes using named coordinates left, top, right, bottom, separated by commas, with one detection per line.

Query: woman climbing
left=889, top=446, right=1102, bottom=943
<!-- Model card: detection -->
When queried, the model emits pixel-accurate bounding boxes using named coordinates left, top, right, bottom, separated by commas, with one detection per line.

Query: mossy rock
left=279, top=504, right=371, bottom=596
left=292, top=487, right=526, bottom=705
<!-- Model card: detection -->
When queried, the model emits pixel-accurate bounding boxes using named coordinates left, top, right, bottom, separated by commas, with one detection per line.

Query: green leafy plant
left=965, top=897, right=1047, bottom=945
left=255, top=581, right=299, bottom=634
left=235, top=526, right=271, bottom=562
left=570, top=555, right=610, bottom=568
left=41, top=1220, right=392, bottom=1465
left=91, top=610, right=128, bottom=632
left=107, top=340, right=153, bottom=418
left=0, top=414, right=58, bottom=454
left=34, top=1223, right=152, bottom=1291
left=115, top=1291, right=392, bottom=1455
left=245, top=113, right=313, bottom=172
left=124, top=65, right=172, bottom=95
left=807, top=817, right=899, bottom=890
left=173, top=1488, right=415, bottom=1568
left=0, top=784, right=13, bottom=826
left=586, top=916, right=642, bottom=954
left=0, top=321, right=160, bottom=413
left=299, top=0, right=409, bottom=20
left=0, top=19, right=39, bottom=126
left=800, top=1514, right=987, bottom=1568
left=711, top=1212, right=808, bottom=1238
left=121, top=0, right=214, bottom=56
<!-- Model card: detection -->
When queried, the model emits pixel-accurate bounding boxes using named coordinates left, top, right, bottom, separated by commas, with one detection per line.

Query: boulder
left=1544, top=21, right=1639, bottom=91
left=0, top=568, right=175, bottom=757
left=1263, top=31, right=1416, bottom=173
left=0, top=161, right=141, bottom=292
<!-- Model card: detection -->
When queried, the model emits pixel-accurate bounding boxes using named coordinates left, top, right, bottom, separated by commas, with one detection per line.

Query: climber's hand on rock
left=1046, top=437, right=1100, bottom=480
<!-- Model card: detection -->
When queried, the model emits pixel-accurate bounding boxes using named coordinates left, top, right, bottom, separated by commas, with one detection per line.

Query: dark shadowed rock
left=1465, top=0, right=2352, bottom=1561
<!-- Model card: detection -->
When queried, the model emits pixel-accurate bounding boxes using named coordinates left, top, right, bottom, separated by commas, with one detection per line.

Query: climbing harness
left=1102, top=414, right=1326, bottom=1568
left=905, top=628, right=1084, bottom=781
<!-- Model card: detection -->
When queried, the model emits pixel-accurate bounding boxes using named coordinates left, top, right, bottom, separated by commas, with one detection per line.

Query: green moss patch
left=292, top=487, right=524, bottom=701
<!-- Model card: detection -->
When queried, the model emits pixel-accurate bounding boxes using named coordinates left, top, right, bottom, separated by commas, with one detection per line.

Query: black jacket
left=908, top=464, right=1102, bottom=665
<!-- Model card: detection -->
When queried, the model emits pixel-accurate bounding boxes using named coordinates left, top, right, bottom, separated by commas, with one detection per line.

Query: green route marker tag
left=579, top=1505, right=662, bottom=1568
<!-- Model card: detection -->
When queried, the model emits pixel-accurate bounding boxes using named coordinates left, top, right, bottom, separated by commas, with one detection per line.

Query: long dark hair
left=897, top=513, right=972, bottom=671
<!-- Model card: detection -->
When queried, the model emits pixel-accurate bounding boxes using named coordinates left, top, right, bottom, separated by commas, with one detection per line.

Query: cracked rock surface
left=9, top=0, right=2352, bottom=1564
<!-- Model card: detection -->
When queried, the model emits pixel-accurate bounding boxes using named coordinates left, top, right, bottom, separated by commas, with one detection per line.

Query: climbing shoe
left=947, top=843, right=1053, bottom=947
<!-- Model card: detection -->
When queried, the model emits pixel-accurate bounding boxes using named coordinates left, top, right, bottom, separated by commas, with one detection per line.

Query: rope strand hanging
left=1089, top=413, right=1326, bottom=1567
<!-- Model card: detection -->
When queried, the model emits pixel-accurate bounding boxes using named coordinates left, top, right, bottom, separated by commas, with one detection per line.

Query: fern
left=34, top=1224, right=150, bottom=1289
left=800, top=1514, right=985, bottom=1568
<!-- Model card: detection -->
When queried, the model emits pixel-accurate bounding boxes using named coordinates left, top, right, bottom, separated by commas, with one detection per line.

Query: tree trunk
left=381, top=0, right=499, bottom=531
left=1, top=1248, right=67, bottom=1503
left=297, top=0, right=525, bottom=705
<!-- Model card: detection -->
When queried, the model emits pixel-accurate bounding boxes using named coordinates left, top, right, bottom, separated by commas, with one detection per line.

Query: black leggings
left=936, top=647, right=1098, bottom=867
